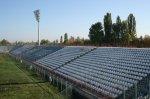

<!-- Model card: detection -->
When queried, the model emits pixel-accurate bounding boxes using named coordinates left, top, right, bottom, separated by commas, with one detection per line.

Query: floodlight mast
left=34, top=9, right=40, bottom=46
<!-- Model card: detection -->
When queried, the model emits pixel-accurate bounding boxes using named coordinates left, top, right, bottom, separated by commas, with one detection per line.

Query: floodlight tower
left=34, top=9, right=40, bottom=46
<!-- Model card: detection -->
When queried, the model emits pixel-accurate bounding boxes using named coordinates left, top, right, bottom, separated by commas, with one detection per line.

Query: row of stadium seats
left=54, top=47, right=150, bottom=98
left=92, top=47, right=150, bottom=58
left=21, top=46, right=63, bottom=61
left=0, top=46, right=13, bottom=53
left=10, top=45, right=35, bottom=56
left=91, top=51, right=150, bottom=63
left=28, top=46, right=63, bottom=61
left=10, top=45, right=63, bottom=62
left=35, top=46, right=94, bottom=70
left=9, top=45, right=23, bottom=52
left=80, top=56, right=149, bottom=76
left=70, top=62, right=137, bottom=84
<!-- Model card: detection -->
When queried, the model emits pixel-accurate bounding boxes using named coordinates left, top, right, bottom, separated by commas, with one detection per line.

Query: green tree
left=60, top=36, right=63, bottom=43
left=112, top=23, right=117, bottom=43
left=127, top=14, right=136, bottom=41
left=0, top=39, right=10, bottom=45
left=116, top=16, right=122, bottom=42
left=83, top=39, right=90, bottom=45
left=143, top=35, right=150, bottom=47
left=112, top=16, right=122, bottom=44
left=64, top=33, right=68, bottom=44
left=104, top=13, right=112, bottom=43
left=121, top=21, right=131, bottom=45
left=53, top=40, right=56, bottom=45
left=139, top=36, right=143, bottom=47
left=40, top=39, right=49, bottom=45
left=55, top=40, right=58, bottom=44
left=17, top=41, right=24, bottom=45
left=70, top=36, right=75, bottom=43
left=75, top=36, right=84, bottom=45
left=88, top=22, right=104, bottom=45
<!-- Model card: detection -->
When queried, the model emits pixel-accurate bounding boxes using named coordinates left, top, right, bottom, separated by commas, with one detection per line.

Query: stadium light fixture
left=34, top=9, right=40, bottom=45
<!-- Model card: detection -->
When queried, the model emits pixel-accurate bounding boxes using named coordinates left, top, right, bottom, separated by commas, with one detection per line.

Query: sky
left=0, top=0, right=150, bottom=42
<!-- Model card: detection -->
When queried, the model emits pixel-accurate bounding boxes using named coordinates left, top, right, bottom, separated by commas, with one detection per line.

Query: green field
left=0, top=53, right=59, bottom=99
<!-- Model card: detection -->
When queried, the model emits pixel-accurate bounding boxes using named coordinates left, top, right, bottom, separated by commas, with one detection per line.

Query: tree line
left=89, top=13, right=137, bottom=46
left=59, top=33, right=87, bottom=45
left=0, top=39, right=10, bottom=46
left=0, top=12, right=150, bottom=47
left=58, top=13, right=150, bottom=47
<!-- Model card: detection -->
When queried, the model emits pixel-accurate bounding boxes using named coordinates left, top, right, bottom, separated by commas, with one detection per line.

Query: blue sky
left=0, top=0, right=150, bottom=42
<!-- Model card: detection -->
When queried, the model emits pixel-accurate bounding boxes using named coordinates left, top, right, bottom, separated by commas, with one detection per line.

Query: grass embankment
left=0, top=53, right=59, bottom=99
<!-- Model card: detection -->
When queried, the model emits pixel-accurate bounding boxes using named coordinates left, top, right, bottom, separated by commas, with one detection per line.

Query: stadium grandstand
left=0, top=46, right=13, bottom=53
left=18, top=46, right=63, bottom=62
left=0, top=45, right=150, bottom=99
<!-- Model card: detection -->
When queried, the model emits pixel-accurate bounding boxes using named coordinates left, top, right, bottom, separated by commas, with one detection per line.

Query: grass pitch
left=0, top=53, right=59, bottom=99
